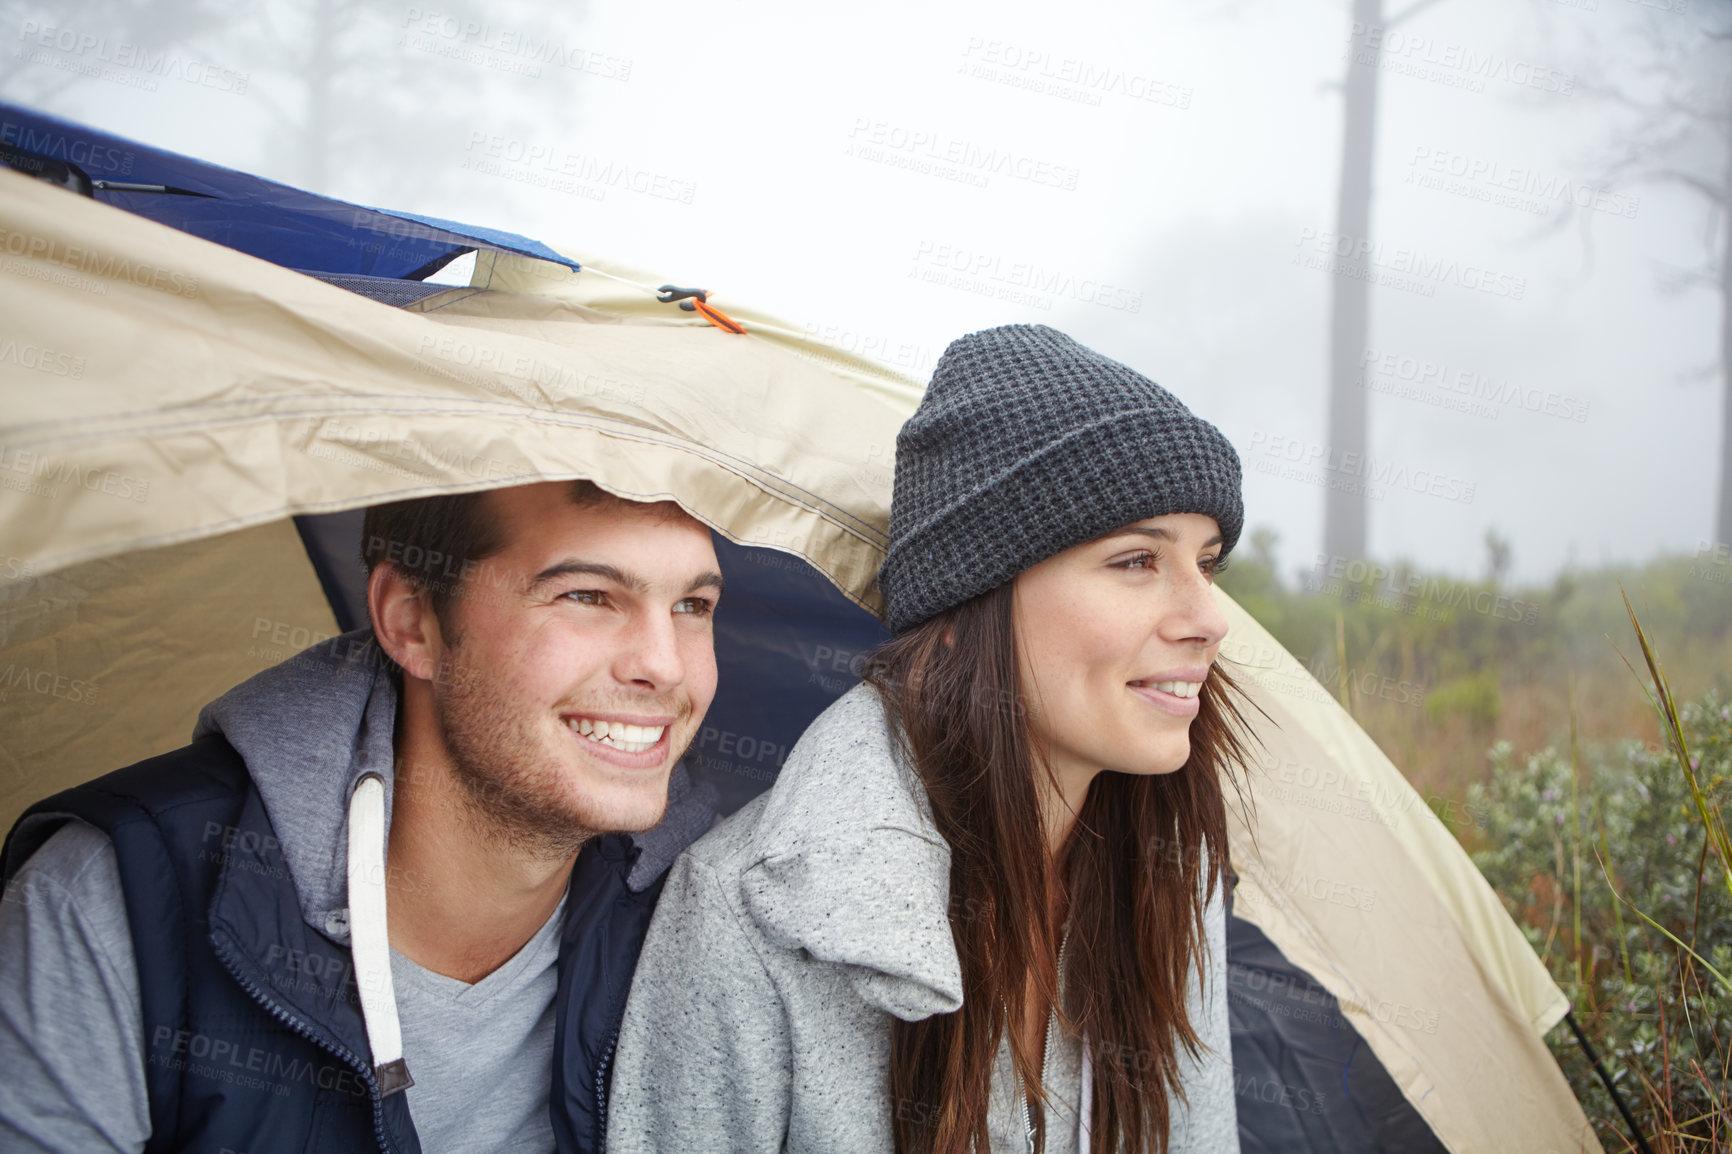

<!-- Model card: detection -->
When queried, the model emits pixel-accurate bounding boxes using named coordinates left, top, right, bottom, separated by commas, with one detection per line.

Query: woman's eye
left=1202, top=555, right=1228, bottom=579
left=674, top=597, right=715, bottom=617
left=1115, top=551, right=1160, bottom=570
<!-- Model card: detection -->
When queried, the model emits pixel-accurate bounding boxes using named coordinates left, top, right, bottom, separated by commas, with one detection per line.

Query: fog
left=3, top=0, right=1724, bottom=585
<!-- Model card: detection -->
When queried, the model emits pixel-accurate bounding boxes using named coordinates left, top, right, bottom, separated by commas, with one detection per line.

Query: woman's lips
left=1128, top=681, right=1202, bottom=718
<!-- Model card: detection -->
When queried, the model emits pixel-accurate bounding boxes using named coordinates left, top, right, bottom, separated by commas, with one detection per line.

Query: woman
left=607, top=324, right=1250, bottom=1153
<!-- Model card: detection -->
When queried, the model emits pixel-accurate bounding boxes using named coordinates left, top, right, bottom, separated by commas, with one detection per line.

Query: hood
left=194, top=627, right=717, bottom=939
left=194, top=630, right=393, bottom=938
left=739, top=683, right=963, bottom=1021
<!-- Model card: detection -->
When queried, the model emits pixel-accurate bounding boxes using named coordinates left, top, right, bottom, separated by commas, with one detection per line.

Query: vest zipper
left=590, top=836, right=642, bottom=1153
left=594, top=1024, right=620, bottom=1150
left=211, top=934, right=398, bottom=1154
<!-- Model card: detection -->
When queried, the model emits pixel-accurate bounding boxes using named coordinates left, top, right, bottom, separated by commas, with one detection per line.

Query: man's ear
left=369, top=565, right=444, bottom=683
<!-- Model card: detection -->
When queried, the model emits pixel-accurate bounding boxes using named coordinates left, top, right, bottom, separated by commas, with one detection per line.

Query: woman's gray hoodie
left=606, top=683, right=1239, bottom=1153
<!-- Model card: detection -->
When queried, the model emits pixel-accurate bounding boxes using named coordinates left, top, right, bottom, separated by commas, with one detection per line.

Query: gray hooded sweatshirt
left=606, top=683, right=1239, bottom=1153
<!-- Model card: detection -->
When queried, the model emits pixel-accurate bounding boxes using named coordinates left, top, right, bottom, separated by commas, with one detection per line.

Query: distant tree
left=1217, top=525, right=1287, bottom=609
left=1484, top=527, right=1511, bottom=587
left=0, top=0, right=245, bottom=107
left=1322, top=0, right=1447, bottom=562
left=1250, top=525, right=1281, bottom=573
left=1, top=0, right=592, bottom=205
left=245, top=0, right=588, bottom=201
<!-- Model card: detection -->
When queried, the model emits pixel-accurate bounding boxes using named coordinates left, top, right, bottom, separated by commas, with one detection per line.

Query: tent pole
left=1563, top=1010, right=1653, bottom=1154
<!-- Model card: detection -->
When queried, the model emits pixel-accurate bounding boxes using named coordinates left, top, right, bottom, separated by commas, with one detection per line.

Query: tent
left=0, top=103, right=1605, bottom=1153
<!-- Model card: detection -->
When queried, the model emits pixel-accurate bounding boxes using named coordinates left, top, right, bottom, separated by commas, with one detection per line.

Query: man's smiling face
left=419, top=482, right=721, bottom=850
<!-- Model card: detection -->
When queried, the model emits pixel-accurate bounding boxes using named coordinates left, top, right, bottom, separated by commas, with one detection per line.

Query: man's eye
left=563, top=589, right=608, bottom=606
left=674, top=597, right=715, bottom=617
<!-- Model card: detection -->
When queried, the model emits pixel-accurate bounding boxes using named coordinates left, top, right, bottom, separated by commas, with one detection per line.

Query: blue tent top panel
left=370, top=208, right=579, bottom=273
left=0, top=102, right=579, bottom=279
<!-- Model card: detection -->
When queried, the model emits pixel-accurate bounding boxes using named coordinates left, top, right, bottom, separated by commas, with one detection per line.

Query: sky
left=2, top=0, right=1725, bottom=586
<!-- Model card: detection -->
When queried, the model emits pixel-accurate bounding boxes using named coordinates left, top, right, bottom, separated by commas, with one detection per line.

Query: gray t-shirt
left=0, top=821, right=564, bottom=1153
left=392, top=892, right=564, bottom=1152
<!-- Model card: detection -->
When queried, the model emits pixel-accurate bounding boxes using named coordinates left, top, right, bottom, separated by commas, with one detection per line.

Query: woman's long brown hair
left=868, top=579, right=1252, bottom=1154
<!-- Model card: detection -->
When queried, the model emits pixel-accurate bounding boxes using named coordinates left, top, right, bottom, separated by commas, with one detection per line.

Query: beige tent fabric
left=0, top=168, right=1601, bottom=1151
left=1217, top=602, right=1598, bottom=1153
left=1220, top=604, right=1571, bottom=1037
left=464, top=249, right=929, bottom=415
left=0, top=168, right=910, bottom=613
left=0, top=520, right=338, bottom=828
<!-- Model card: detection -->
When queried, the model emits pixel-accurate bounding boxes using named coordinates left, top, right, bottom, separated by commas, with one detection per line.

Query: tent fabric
left=1219, top=613, right=1572, bottom=1039
left=0, top=102, right=578, bottom=277
left=299, top=271, right=477, bottom=310
left=464, top=248, right=928, bottom=415
left=1227, top=909, right=1449, bottom=1153
left=0, top=167, right=899, bottom=610
left=0, top=147, right=1601, bottom=1151
left=0, top=518, right=338, bottom=826
left=1213, top=598, right=1590, bottom=1151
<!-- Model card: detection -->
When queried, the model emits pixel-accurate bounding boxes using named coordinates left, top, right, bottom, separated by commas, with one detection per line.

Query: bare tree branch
left=1562, top=4, right=1732, bottom=544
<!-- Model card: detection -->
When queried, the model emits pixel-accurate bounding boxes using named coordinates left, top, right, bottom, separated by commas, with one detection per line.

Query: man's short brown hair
left=360, top=479, right=642, bottom=627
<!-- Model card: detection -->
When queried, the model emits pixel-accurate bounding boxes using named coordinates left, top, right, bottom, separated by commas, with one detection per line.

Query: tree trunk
left=1324, top=0, right=1383, bottom=562
left=1716, top=80, right=1732, bottom=550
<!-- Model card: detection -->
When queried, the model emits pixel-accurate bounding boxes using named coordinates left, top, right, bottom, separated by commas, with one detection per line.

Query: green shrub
left=1424, top=671, right=1502, bottom=729
left=1469, top=692, right=1731, bottom=1150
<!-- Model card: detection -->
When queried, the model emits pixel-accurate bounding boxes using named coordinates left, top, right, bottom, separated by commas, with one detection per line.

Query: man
left=0, top=479, right=724, bottom=1153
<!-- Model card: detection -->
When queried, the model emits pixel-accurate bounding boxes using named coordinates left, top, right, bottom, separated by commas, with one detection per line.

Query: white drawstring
left=347, top=773, right=414, bottom=1095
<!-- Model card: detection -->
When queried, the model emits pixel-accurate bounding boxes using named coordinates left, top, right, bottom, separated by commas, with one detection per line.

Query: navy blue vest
left=1, top=734, right=662, bottom=1153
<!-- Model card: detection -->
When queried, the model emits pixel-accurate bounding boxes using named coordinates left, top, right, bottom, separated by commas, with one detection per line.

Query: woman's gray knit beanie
left=879, top=324, right=1243, bottom=634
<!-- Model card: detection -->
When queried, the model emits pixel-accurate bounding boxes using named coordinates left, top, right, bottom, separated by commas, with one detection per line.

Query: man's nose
left=614, top=610, right=685, bottom=690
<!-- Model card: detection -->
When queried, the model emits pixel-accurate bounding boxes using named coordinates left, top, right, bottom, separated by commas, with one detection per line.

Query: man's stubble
left=432, top=650, right=689, bottom=862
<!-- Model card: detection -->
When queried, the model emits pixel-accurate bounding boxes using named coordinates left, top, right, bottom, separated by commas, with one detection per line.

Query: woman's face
left=1011, top=512, right=1229, bottom=785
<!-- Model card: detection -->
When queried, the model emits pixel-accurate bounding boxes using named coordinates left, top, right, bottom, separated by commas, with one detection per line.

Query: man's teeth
left=568, top=718, right=665, bottom=753
left=1141, top=680, right=1203, bottom=699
